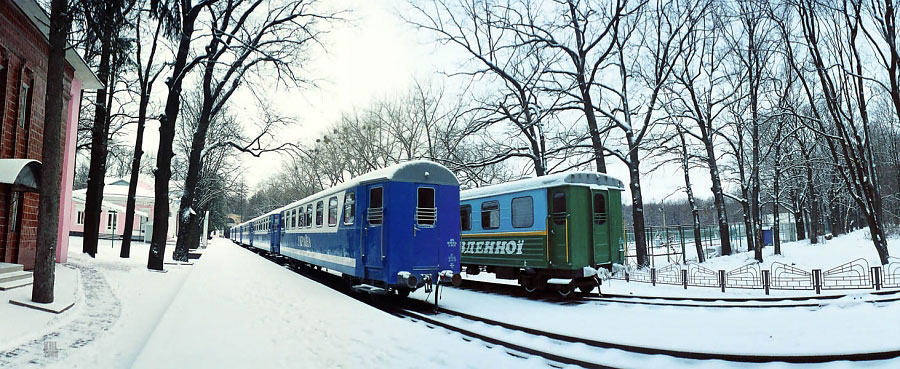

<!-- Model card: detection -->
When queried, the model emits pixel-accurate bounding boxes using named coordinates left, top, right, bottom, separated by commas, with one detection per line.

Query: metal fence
left=611, top=257, right=900, bottom=294
left=623, top=223, right=798, bottom=268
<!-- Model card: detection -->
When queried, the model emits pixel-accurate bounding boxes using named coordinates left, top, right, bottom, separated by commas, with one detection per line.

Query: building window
left=328, top=196, right=338, bottom=226
left=481, top=201, right=500, bottom=230
left=18, top=83, right=29, bottom=129
left=107, top=211, right=118, bottom=232
left=9, top=192, right=20, bottom=232
left=316, top=200, right=324, bottom=227
left=343, top=192, right=355, bottom=225
left=460, top=205, right=471, bottom=231
left=77, top=210, right=85, bottom=225
left=511, top=196, right=534, bottom=228
left=0, top=59, right=6, bottom=153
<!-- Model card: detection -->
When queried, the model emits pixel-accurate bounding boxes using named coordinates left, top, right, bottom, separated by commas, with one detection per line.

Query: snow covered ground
left=1, top=231, right=897, bottom=368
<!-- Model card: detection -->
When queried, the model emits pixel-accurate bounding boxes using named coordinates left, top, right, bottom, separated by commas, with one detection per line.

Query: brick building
left=0, top=0, right=101, bottom=269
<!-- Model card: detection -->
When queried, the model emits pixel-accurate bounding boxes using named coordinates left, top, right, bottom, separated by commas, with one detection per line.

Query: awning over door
left=0, top=159, right=42, bottom=192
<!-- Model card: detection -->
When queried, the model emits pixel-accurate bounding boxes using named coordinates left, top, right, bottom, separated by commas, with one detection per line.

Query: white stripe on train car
left=281, top=247, right=356, bottom=268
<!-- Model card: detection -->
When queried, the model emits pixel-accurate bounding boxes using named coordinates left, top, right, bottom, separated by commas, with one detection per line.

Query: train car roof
left=461, top=171, right=625, bottom=200
left=263, top=160, right=459, bottom=216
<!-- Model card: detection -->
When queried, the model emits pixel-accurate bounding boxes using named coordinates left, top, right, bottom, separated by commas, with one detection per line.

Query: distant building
left=70, top=177, right=179, bottom=241
left=0, top=0, right=102, bottom=270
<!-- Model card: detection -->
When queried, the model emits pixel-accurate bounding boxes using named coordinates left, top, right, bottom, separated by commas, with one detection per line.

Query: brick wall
left=0, top=0, right=76, bottom=270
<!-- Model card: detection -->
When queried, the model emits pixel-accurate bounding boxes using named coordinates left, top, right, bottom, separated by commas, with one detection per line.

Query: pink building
left=70, top=177, right=178, bottom=241
left=0, top=0, right=102, bottom=269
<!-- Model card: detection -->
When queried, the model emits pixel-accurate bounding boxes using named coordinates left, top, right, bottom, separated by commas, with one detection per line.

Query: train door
left=591, top=190, right=611, bottom=266
left=547, top=187, right=571, bottom=267
left=363, top=184, right=386, bottom=280
left=271, top=214, right=281, bottom=254
left=413, top=186, right=440, bottom=267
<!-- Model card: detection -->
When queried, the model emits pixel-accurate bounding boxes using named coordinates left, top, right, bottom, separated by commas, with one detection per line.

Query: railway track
left=395, top=304, right=900, bottom=367
left=241, top=245, right=900, bottom=367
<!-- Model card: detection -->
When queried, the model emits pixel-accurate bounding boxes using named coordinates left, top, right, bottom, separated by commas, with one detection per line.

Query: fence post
left=872, top=266, right=882, bottom=290
left=762, top=270, right=770, bottom=295
left=651, top=268, right=657, bottom=286
left=682, top=269, right=688, bottom=290
left=813, top=269, right=821, bottom=294
left=719, top=269, right=726, bottom=293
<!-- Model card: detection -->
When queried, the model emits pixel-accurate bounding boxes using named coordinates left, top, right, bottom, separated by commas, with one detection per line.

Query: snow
left=1, top=230, right=897, bottom=368
left=640, top=228, right=900, bottom=273
left=130, top=240, right=548, bottom=369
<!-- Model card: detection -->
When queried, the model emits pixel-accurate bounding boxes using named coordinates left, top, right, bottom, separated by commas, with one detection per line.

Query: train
left=458, top=172, right=626, bottom=296
left=228, top=161, right=625, bottom=298
left=229, top=160, right=461, bottom=296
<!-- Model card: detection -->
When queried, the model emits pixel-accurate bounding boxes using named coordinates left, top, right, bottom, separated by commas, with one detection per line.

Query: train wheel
left=396, top=288, right=410, bottom=298
left=556, top=283, right=573, bottom=298
left=523, top=280, right=537, bottom=293
left=466, top=265, right=480, bottom=275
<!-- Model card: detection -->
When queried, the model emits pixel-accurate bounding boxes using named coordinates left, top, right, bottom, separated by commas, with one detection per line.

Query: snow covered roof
left=72, top=177, right=155, bottom=199
left=12, top=0, right=103, bottom=89
left=240, top=160, right=459, bottom=225
left=461, top=171, right=625, bottom=200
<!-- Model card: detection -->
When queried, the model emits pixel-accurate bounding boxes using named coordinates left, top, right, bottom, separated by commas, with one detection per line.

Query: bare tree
left=80, top=0, right=135, bottom=257
left=171, top=0, right=338, bottom=260
left=786, top=0, right=891, bottom=264
left=121, top=0, right=166, bottom=258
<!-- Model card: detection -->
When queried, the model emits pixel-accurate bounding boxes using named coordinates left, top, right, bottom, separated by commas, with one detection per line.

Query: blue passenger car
left=236, top=161, right=461, bottom=296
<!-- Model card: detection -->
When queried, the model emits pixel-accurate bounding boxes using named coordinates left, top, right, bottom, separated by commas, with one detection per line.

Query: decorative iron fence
left=623, top=223, right=799, bottom=267
left=611, top=257, right=900, bottom=295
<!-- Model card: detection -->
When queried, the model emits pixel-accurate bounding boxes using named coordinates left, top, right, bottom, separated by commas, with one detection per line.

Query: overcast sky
left=128, top=0, right=714, bottom=204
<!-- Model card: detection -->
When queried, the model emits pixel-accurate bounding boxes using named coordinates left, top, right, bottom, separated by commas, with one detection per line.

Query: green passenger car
left=459, top=172, right=625, bottom=296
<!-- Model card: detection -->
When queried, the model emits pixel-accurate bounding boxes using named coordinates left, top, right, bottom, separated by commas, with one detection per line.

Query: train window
left=328, top=197, right=339, bottom=226
left=368, top=187, right=383, bottom=225
left=416, top=187, right=436, bottom=226
left=460, top=205, right=472, bottom=231
left=306, top=204, right=313, bottom=228
left=316, top=201, right=324, bottom=227
left=343, top=192, right=356, bottom=225
left=511, top=196, right=534, bottom=228
left=552, top=192, right=567, bottom=225
left=593, top=193, right=607, bottom=225
left=481, top=201, right=500, bottom=230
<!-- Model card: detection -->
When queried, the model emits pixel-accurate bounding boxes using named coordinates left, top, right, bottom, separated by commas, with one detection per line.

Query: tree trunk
left=81, top=39, right=112, bottom=257
left=173, top=42, right=221, bottom=261
left=627, top=132, right=648, bottom=267
left=806, top=161, right=820, bottom=244
left=120, top=94, right=148, bottom=258
left=773, top=157, right=782, bottom=255
left=121, top=12, right=161, bottom=259
left=790, top=187, right=806, bottom=240
left=678, top=130, right=704, bottom=262
left=699, top=127, right=731, bottom=255
left=32, top=0, right=70, bottom=303
left=149, top=7, right=197, bottom=271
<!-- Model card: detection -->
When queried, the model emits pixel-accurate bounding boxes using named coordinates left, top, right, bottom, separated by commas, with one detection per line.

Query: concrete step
left=0, top=262, right=24, bottom=274
left=0, top=270, right=33, bottom=284
left=0, top=275, right=32, bottom=291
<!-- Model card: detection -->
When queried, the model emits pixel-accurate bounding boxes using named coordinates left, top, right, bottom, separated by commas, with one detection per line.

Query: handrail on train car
left=565, top=217, right=570, bottom=264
